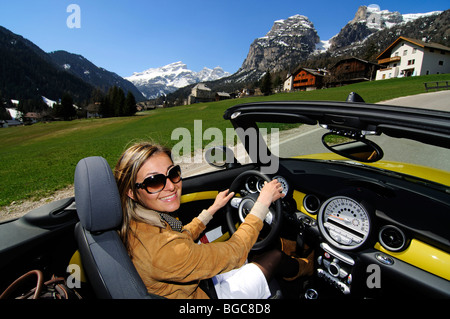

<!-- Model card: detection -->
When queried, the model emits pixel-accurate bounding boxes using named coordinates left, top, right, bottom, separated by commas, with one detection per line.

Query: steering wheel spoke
left=230, top=197, right=243, bottom=209
left=264, top=208, right=274, bottom=225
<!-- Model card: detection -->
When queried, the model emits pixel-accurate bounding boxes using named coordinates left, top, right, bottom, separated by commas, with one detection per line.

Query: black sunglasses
left=135, top=165, right=182, bottom=194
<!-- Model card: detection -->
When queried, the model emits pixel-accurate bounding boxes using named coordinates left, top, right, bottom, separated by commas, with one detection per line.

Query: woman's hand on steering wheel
left=226, top=170, right=285, bottom=251
left=257, top=179, right=285, bottom=208
left=208, top=189, right=235, bottom=216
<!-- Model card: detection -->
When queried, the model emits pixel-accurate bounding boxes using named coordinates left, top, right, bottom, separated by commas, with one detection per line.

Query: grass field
left=1, top=74, right=448, bottom=207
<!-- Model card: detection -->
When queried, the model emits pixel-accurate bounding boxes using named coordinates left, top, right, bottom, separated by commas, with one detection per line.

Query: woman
left=114, top=141, right=311, bottom=299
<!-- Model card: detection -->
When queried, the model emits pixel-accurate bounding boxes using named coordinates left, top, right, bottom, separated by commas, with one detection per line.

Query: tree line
left=1, top=86, right=137, bottom=122
left=93, top=86, right=137, bottom=118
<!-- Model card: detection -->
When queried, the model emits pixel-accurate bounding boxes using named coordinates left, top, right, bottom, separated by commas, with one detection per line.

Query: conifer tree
left=125, top=91, right=137, bottom=116
left=59, top=93, right=76, bottom=120
left=0, top=91, right=12, bottom=120
left=260, top=70, right=272, bottom=96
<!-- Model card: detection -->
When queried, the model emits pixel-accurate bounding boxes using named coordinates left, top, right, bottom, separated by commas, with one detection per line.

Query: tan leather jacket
left=128, top=202, right=267, bottom=299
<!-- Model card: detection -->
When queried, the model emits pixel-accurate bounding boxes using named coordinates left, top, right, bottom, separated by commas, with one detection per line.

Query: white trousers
left=212, top=262, right=271, bottom=299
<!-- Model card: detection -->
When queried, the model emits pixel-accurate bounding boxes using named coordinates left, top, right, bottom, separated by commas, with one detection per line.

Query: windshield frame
left=225, top=101, right=450, bottom=187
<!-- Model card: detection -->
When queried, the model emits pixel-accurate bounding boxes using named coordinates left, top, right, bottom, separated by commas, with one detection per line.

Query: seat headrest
left=74, top=156, right=122, bottom=232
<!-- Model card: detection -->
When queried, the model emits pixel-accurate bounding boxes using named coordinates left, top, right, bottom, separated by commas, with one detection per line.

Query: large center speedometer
left=318, top=196, right=371, bottom=250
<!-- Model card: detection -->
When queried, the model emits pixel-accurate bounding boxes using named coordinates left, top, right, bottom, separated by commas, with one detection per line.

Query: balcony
left=375, top=66, right=400, bottom=80
left=378, top=56, right=401, bottom=65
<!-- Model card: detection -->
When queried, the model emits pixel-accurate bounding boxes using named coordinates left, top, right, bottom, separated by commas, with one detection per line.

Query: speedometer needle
left=330, top=215, right=352, bottom=224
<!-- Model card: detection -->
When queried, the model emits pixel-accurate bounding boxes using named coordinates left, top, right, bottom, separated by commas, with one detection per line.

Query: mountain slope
left=0, top=26, right=93, bottom=103
left=329, top=5, right=443, bottom=51
left=125, top=61, right=230, bottom=98
left=0, top=26, right=146, bottom=104
left=48, top=50, right=146, bottom=102
left=317, top=9, right=450, bottom=64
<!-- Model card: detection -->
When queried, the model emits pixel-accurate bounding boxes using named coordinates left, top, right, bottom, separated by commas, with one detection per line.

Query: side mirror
left=204, top=146, right=241, bottom=169
left=322, top=132, right=383, bottom=163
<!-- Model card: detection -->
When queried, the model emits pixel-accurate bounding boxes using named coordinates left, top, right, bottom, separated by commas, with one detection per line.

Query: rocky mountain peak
left=350, top=5, right=403, bottom=29
left=351, top=5, right=369, bottom=23
left=265, top=14, right=315, bottom=38
left=240, top=14, right=319, bottom=73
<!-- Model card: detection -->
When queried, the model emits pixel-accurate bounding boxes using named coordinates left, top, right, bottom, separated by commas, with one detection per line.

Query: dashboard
left=242, top=159, right=450, bottom=298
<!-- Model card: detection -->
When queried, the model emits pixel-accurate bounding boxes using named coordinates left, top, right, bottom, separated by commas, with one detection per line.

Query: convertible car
left=1, top=93, right=449, bottom=300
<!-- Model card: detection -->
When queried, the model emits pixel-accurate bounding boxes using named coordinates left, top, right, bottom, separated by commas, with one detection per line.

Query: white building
left=375, top=37, right=450, bottom=80
left=283, top=74, right=293, bottom=91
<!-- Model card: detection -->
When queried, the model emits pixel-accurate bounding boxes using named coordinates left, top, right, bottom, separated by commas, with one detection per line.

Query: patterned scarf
left=159, top=213, right=183, bottom=232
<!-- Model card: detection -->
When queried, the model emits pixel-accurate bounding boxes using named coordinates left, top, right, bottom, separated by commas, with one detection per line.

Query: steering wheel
left=226, top=170, right=283, bottom=251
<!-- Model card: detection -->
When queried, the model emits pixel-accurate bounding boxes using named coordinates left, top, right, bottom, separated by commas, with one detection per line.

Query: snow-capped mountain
left=328, top=5, right=442, bottom=51
left=125, top=61, right=230, bottom=99
left=352, top=4, right=442, bottom=29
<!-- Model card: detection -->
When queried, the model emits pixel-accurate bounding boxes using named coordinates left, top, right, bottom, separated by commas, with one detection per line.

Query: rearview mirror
left=322, top=132, right=383, bottom=163
left=205, top=146, right=241, bottom=169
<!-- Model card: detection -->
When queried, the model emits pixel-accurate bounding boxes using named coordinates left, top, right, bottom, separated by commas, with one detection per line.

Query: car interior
left=1, top=97, right=449, bottom=300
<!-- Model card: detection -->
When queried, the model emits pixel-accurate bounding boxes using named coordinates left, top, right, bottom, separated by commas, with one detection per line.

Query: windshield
left=260, top=122, right=450, bottom=187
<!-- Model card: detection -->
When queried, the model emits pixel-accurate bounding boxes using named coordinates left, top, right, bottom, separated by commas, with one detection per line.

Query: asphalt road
left=378, top=90, right=450, bottom=111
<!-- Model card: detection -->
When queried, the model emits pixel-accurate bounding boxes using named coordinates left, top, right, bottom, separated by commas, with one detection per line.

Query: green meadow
left=0, top=74, right=448, bottom=207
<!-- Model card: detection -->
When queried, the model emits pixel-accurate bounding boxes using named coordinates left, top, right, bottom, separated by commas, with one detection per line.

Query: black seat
left=74, top=156, right=158, bottom=299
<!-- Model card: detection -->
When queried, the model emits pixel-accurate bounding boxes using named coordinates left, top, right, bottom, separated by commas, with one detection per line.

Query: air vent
left=379, top=225, right=407, bottom=252
left=303, top=194, right=321, bottom=214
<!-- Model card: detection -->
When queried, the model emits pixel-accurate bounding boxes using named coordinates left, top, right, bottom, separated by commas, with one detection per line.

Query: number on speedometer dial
left=318, top=196, right=371, bottom=250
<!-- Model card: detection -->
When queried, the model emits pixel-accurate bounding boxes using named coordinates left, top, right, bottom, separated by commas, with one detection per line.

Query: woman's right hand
left=257, top=179, right=284, bottom=208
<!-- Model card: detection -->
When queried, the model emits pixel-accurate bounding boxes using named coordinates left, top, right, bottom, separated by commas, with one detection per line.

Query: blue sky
left=0, top=0, right=448, bottom=77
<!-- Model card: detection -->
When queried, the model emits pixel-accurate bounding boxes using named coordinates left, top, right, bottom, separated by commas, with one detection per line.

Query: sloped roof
left=329, top=57, right=379, bottom=70
left=377, top=36, right=450, bottom=60
left=193, top=83, right=211, bottom=91
left=291, top=66, right=326, bottom=77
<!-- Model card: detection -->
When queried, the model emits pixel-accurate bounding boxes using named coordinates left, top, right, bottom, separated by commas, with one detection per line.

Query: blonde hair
left=114, top=141, right=172, bottom=253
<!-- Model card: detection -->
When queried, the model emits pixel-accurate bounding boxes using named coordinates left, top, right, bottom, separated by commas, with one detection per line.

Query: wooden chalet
left=215, top=92, right=231, bottom=101
left=23, top=112, right=41, bottom=124
left=329, top=57, right=380, bottom=85
left=285, top=67, right=327, bottom=91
